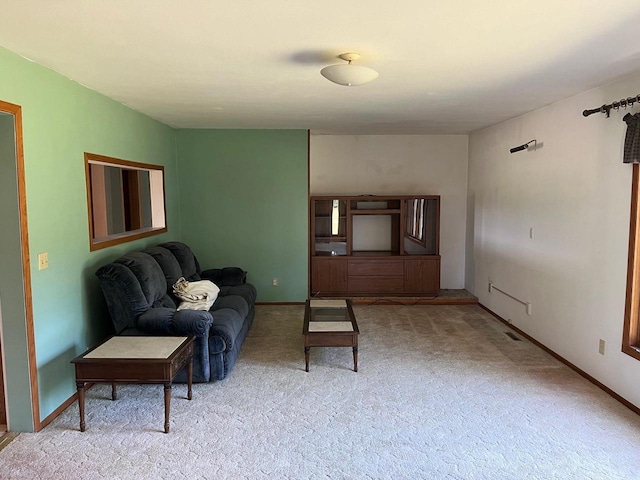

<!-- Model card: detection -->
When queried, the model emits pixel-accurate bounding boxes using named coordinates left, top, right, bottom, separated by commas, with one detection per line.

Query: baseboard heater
left=488, top=281, right=532, bottom=316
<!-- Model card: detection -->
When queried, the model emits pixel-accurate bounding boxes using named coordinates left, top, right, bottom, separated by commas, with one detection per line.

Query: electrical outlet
left=272, top=278, right=278, bottom=287
left=38, top=252, right=49, bottom=270
left=599, top=339, right=606, bottom=355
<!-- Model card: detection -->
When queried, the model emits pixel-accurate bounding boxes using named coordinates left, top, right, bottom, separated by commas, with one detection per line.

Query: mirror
left=85, top=152, right=167, bottom=251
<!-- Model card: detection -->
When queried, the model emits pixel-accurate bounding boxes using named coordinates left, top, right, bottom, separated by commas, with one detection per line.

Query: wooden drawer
left=348, top=260, right=404, bottom=276
left=305, top=334, right=357, bottom=348
left=348, top=276, right=404, bottom=293
left=171, top=343, right=193, bottom=375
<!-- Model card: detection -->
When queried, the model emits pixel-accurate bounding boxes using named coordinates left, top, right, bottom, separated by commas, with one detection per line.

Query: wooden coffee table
left=71, top=335, right=194, bottom=433
left=303, top=299, right=359, bottom=372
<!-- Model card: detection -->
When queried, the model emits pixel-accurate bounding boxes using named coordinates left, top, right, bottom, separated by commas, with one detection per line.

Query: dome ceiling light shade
left=320, top=52, right=379, bottom=87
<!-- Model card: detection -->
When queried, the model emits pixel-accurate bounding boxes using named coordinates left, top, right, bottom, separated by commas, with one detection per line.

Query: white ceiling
left=1, top=1, right=640, bottom=134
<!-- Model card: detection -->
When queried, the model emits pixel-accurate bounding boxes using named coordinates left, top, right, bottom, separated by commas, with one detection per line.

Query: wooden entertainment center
left=310, top=195, right=441, bottom=297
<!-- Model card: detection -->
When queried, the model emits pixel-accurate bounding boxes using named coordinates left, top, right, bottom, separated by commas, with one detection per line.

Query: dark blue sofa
left=95, top=241, right=256, bottom=382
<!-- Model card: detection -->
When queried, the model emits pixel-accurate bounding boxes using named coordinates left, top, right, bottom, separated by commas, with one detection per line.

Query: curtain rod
left=583, top=94, right=640, bottom=118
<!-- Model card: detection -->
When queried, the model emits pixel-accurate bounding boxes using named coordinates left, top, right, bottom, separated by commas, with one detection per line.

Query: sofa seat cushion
left=208, top=307, right=244, bottom=354
left=212, top=295, right=249, bottom=319
left=219, top=284, right=257, bottom=306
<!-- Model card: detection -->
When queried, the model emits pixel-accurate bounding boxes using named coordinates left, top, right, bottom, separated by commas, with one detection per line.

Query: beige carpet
left=2, top=305, right=640, bottom=479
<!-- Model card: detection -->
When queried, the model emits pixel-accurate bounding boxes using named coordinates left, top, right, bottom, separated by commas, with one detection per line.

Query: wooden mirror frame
left=84, top=152, right=167, bottom=251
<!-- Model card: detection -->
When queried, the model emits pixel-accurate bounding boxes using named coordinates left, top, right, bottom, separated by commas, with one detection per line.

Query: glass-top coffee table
left=303, top=299, right=359, bottom=372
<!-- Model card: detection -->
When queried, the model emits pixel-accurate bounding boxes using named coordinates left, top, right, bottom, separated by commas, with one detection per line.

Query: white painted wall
left=310, top=135, right=469, bottom=289
left=467, top=72, right=640, bottom=408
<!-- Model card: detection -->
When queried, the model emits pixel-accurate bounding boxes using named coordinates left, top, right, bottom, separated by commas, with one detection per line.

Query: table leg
left=111, top=382, right=117, bottom=401
left=76, top=381, right=86, bottom=432
left=187, top=358, right=193, bottom=401
left=304, top=347, right=310, bottom=372
left=163, top=383, right=171, bottom=433
left=353, top=346, right=358, bottom=373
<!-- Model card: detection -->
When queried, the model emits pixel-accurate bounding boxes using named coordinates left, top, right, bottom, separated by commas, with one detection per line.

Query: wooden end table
left=71, top=336, right=195, bottom=433
left=303, top=299, right=359, bottom=372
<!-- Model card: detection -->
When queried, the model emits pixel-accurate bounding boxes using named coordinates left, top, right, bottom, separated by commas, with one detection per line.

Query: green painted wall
left=0, top=46, right=180, bottom=429
left=176, top=130, right=308, bottom=302
left=0, top=45, right=308, bottom=430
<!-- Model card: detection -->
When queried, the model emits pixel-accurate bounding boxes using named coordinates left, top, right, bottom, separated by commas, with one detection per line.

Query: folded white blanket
left=172, top=277, right=220, bottom=311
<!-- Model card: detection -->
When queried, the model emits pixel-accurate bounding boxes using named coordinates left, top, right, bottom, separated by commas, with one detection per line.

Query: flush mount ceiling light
left=320, top=53, right=379, bottom=87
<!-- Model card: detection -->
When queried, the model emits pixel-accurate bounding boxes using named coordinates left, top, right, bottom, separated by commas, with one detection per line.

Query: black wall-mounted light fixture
left=510, top=139, right=537, bottom=154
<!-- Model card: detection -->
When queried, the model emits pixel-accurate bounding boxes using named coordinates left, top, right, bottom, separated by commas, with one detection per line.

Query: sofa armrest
left=137, top=308, right=213, bottom=336
left=201, top=267, right=247, bottom=286
left=209, top=324, right=234, bottom=354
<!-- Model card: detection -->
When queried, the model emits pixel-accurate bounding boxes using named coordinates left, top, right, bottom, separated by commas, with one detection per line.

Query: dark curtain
left=624, top=113, right=640, bottom=163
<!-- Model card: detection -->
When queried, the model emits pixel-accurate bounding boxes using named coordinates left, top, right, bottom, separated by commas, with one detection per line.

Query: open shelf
left=310, top=195, right=441, bottom=297
left=316, top=236, right=347, bottom=241
left=351, top=250, right=401, bottom=256
left=351, top=209, right=401, bottom=215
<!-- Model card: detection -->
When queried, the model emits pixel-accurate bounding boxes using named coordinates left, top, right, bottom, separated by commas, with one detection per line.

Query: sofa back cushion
left=159, top=241, right=202, bottom=281
left=96, top=252, right=175, bottom=334
left=144, top=246, right=183, bottom=288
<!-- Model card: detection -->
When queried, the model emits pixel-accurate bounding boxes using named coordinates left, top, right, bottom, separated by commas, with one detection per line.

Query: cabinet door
left=404, top=258, right=440, bottom=295
left=311, top=258, right=348, bottom=295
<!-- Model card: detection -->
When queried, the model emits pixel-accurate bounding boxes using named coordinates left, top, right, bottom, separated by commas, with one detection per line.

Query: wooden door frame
left=0, top=99, right=40, bottom=431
